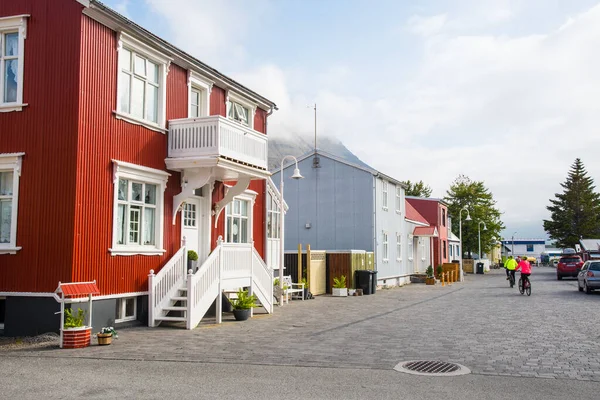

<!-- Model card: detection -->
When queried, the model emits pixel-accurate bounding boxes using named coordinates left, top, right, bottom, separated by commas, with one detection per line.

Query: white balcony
left=167, top=116, right=268, bottom=171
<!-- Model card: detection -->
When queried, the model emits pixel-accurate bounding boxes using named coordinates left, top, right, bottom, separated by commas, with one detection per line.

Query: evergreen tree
left=445, top=175, right=504, bottom=257
left=543, top=158, right=600, bottom=248
left=401, top=180, right=433, bottom=198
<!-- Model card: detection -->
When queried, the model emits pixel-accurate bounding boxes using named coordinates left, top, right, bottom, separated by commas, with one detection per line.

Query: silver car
left=577, top=261, right=600, bottom=294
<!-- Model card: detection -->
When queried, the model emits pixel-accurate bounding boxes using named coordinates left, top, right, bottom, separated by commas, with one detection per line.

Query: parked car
left=577, top=261, right=600, bottom=293
left=557, top=255, right=584, bottom=280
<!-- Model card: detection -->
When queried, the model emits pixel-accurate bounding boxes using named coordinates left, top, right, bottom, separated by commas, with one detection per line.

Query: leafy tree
left=445, top=175, right=504, bottom=258
left=543, top=159, right=600, bottom=248
left=401, top=180, right=432, bottom=198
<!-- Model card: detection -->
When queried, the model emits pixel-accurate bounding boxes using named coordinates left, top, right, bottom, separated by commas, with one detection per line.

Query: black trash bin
left=355, top=270, right=377, bottom=295
left=476, top=262, right=484, bottom=274
left=355, top=270, right=373, bottom=295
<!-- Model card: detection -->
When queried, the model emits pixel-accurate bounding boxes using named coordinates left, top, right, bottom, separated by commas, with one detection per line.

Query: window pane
left=231, top=218, right=239, bottom=243
left=275, top=213, right=280, bottom=239
left=131, top=182, right=143, bottom=202
left=4, top=59, right=18, bottom=103
left=226, top=216, right=232, bottom=242
left=116, top=204, right=126, bottom=245
left=118, top=179, right=128, bottom=201
left=240, top=200, right=248, bottom=216
left=241, top=218, right=248, bottom=243
left=147, top=61, right=158, bottom=83
left=125, top=298, right=135, bottom=317
left=0, top=172, right=13, bottom=196
left=131, top=78, right=146, bottom=118
left=131, top=77, right=145, bottom=119
left=227, top=101, right=234, bottom=119
left=119, top=48, right=131, bottom=71
left=129, top=206, right=140, bottom=244
left=143, top=208, right=155, bottom=245
left=118, top=72, right=131, bottom=114
left=4, top=33, right=18, bottom=56
left=190, top=104, right=199, bottom=118
left=145, top=184, right=156, bottom=204
left=234, top=200, right=240, bottom=215
left=0, top=199, right=12, bottom=243
left=115, top=299, right=121, bottom=319
left=146, top=84, right=158, bottom=123
left=134, top=54, right=146, bottom=77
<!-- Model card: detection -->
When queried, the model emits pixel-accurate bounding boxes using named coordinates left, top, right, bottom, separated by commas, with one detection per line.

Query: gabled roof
left=413, top=226, right=438, bottom=237
left=405, top=200, right=429, bottom=226
left=55, top=281, right=100, bottom=297
left=580, top=239, right=600, bottom=251
left=275, top=149, right=407, bottom=188
left=448, top=231, right=460, bottom=243
left=405, top=196, right=449, bottom=207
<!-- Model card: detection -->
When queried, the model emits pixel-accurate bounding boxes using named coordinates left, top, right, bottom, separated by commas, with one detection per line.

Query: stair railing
left=148, top=243, right=187, bottom=327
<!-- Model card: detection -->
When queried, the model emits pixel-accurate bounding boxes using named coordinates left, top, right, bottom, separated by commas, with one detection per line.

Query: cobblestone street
left=3, top=266, right=599, bottom=383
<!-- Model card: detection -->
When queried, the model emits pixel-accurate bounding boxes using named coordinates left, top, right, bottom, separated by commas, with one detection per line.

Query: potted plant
left=63, top=308, right=92, bottom=349
left=301, top=277, right=309, bottom=299
left=97, top=326, right=117, bottom=346
left=187, top=250, right=199, bottom=272
left=332, top=275, right=348, bottom=297
left=425, top=266, right=435, bottom=285
left=228, top=288, right=258, bottom=321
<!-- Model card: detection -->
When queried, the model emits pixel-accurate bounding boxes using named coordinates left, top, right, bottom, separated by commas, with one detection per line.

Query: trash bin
left=476, top=262, right=484, bottom=274
left=355, top=270, right=377, bottom=295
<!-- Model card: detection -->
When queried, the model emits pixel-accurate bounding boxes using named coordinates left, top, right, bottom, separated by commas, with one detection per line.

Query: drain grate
left=394, top=360, right=471, bottom=376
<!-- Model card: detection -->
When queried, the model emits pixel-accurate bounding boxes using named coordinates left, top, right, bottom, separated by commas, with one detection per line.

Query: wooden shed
left=325, top=250, right=374, bottom=293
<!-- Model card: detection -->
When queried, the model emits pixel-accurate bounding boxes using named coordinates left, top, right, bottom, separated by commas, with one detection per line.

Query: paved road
left=1, top=267, right=599, bottom=399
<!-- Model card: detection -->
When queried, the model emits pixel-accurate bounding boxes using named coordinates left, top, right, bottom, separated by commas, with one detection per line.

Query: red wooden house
left=406, top=197, right=449, bottom=268
left=0, top=0, right=279, bottom=336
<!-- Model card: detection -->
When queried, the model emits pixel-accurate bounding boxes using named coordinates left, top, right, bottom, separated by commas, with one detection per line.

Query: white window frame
left=188, top=70, right=212, bottom=118
left=115, top=32, right=171, bottom=132
left=408, top=234, right=414, bottom=261
left=266, top=191, right=281, bottom=240
left=225, top=192, right=256, bottom=244
left=396, top=232, right=402, bottom=261
left=382, top=180, right=388, bottom=210
left=226, top=91, right=256, bottom=130
left=110, top=160, right=169, bottom=256
left=0, top=15, right=28, bottom=112
left=382, top=231, right=389, bottom=262
left=395, top=186, right=402, bottom=214
left=421, top=239, right=426, bottom=261
left=0, top=153, right=23, bottom=254
left=115, top=296, right=137, bottom=322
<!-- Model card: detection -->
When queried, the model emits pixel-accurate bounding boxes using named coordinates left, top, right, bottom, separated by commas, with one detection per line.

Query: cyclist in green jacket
left=505, top=256, right=517, bottom=282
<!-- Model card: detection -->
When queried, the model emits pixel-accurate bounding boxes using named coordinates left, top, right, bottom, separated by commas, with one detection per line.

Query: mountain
left=268, top=135, right=371, bottom=171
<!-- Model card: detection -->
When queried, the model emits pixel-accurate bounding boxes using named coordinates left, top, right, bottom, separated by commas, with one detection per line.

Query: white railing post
left=186, top=269, right=193, bottom=330
left=250, top=241, right=254, bottom=318
left=182, top=236, right=188, bottom=276
left=148, top=269, right=155, bottom=327
left=216, top=236, right=223, bottom=324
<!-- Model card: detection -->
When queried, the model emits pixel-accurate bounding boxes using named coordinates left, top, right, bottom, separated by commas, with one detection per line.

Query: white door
left=182, top=198, right=201, bottom=257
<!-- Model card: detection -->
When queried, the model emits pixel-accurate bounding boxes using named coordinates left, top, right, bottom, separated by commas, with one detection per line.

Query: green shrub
left=64, top=308, right=86, bottom=329
left=187, top=250, right=199, bottom=261
left=229, top=289, right=258, bottom=310
left=426, top=265, right=434, bottom=278
left=333, top=275, right=347, bottom=289
left=436, top=265, right=443, bottom=277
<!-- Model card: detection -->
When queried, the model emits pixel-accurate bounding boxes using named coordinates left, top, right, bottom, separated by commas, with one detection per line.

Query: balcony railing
left=168, top=116, right=268, bottom=170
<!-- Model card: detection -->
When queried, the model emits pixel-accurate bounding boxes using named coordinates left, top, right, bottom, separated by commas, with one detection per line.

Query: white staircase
left=148, top=237, right=273, bottom=329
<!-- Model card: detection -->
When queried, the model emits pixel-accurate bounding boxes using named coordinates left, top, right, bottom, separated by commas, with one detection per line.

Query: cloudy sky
left=105, top=0, right=600, bottom=240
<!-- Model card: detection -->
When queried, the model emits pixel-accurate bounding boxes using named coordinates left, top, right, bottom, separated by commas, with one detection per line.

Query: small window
left=382, top=231, right=388, bottom=261
left=190, top=88, right=201, bottom=118
left=526, top=244, right=533, bottom=252
left=0, top=153, right=23, bottom=254
left=443, top=240, right=447, bottom=259
left=382, top=181, right=388, bottom=210
left=395, top=186, right=402, bottom=213
left=266, top=192, right=281, bottom=239
left=408, top=234, right=414, bottom=260
left=442, top=209, right=446, bottom=226
left=226, top=198, right=251, bottom=244
left=115, top=297, right=136, bottom=322
left=0, top=15, right=27, bottom=111
left=183, top=203, right=196, bottom=228
left=228, top=100, right=249, bottom=125
left=396, top=233, right=402, bottom=261
left=188, top=71, right=212, bottom=118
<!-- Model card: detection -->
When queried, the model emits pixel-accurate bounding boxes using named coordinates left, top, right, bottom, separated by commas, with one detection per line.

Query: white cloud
left=406, top=14, right=447, bottom=37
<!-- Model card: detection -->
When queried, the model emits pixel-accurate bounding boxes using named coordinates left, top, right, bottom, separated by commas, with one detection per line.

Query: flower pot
left=425, top=277, right=436, bottom=285
left=62, top=326, right=92, bottom=349
left=332, top=288, right=348, bottom=297
left=232, top=309, right=251, bottom=321
left=97, top=333, right=112, bottom=346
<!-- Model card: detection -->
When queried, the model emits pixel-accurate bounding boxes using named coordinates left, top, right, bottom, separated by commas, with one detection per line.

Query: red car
left=557, top=255, right=584, bottom=280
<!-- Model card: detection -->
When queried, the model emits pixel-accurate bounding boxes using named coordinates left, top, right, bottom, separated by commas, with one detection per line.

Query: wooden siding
left=0, top=0, right=84, bottom=292
left=210, top=86, right=227, bottom=117
left=254, top=108, right=267, bottom=134
left=73, top=16, right=185, bottom=295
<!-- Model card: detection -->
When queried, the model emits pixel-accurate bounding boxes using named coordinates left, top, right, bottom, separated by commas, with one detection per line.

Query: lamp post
left=478, top=221, right=487, bottom=260
left=279, top=155, right=303, bottom=306
left=511, top=231, right=517, bottom=256
left=459, top=206, right=471, bottom=281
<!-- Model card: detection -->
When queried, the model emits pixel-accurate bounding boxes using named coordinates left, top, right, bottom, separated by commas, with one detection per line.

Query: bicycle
left=518, top=275, right=531, bottom=296
left=508, top=270, right=515, bottom=288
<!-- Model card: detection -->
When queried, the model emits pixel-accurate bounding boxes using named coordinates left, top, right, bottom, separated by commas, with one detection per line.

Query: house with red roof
left=406, top=197, right=450, bottom=268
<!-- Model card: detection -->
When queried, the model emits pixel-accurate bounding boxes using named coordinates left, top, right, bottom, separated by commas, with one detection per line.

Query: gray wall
left=273, top=155, right=374, bottom=251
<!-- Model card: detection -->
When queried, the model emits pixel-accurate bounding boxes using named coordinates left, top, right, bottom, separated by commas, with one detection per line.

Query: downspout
left=264, top=105, right=276, bottom=258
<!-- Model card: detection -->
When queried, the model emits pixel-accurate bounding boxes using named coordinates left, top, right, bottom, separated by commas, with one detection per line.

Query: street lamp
left=459, top=206, right=471, bottom=282
left=478, top=221, right=487, bottom=260
left=279, top=155, right=303, bottom=306
left=511, top=231, right=517, bottom=256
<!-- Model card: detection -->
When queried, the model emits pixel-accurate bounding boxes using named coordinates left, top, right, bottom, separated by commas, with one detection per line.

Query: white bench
left=274, top=276, right=305, bottom=304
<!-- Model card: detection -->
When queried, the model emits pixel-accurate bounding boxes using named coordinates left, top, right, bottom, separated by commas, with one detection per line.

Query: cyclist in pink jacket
left=516, top=257, right=532, bottom=287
